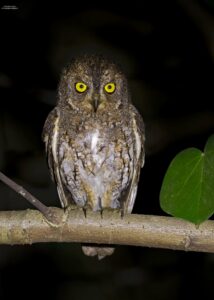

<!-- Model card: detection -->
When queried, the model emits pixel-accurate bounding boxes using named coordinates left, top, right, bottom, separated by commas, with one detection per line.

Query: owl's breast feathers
left=42, top=105, right=145, bottom=213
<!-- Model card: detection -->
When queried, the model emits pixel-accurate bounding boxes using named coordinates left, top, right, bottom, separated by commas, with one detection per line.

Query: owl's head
left=58, top=55, right=130, bottom=113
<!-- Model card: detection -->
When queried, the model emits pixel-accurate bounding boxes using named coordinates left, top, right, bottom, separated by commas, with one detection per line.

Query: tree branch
left=0, top=207, right=214, bottom=253
left=0, top=171, right=55, bottom=222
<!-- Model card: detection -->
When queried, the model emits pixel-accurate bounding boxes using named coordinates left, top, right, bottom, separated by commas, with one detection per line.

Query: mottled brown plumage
left=42, top=55, right=145, bottom=259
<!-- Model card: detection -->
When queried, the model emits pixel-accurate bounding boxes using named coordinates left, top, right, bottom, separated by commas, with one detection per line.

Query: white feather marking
left=51, top=115, right=67, bottom=208
left=91, top=130, right=99, bottom=152
left=126, top=117, right=142, bottom=213
left=52, top=117, right=59, bottom=163
left=133, top=118, right=141, bottom=162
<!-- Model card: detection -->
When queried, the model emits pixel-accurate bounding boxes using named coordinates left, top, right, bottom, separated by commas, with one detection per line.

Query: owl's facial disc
left=59, top=56, right=129, bottom=113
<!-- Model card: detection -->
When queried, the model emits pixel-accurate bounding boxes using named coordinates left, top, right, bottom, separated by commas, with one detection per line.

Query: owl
left=42, top=55, right=145, bottom=259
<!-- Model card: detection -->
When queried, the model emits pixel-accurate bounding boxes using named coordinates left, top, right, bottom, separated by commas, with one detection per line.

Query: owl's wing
left=124, top=106, right=145, bottom=214
left=42, top=107, right=68, bottom=208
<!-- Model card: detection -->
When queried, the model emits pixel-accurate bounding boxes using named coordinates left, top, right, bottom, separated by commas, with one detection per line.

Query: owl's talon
left=100, top=207, right=123, bottom=219
left=120, top=209, right=125, bottom=219
left=82, top=207, right=87, bottom=218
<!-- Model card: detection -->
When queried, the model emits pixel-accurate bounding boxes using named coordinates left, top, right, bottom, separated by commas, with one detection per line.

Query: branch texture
left=0, top=207, right=214, bottom=253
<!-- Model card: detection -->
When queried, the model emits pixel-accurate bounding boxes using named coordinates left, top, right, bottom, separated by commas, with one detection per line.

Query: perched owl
left=42, top=55, right=145, bottom=259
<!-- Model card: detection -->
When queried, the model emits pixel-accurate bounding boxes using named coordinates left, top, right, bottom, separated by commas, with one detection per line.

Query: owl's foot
left=82, top=205, right=124, bottom=220
left=120, top=208, right=125, bottom=219
left=82, top=203, right=93, bottom=218
left=82, top=207, right=87, bottom=218
left=100, top=207, right=124, bottom=219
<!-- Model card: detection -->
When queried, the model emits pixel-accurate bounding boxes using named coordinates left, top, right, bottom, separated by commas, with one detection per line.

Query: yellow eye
left=75, top=82, right=87, bottom=93
left=104, top=82, right=116, bottom=94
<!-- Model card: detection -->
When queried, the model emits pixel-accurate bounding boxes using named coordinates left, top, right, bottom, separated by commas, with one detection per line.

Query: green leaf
left=160, top=135, right=214, bottom=224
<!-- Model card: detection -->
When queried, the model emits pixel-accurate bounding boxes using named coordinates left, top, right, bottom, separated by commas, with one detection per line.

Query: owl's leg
left=111, top=198, right=125, bottom=219
left=120, top=203, right=125, bottom=219
left=109, top=195, right=124, bottom=218
left=82, top=206, right=87, bottom=218
left=82, top=201, right=97, bottom=218
left=109, top=205, right=125, bottom=219
left=99, top=207, right=123, bottom=221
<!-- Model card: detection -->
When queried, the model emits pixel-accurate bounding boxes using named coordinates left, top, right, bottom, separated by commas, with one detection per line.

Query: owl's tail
left=82, top=245, right=115, bottom=260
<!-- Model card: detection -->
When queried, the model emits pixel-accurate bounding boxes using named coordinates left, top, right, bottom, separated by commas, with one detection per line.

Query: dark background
left=0, top=1, right=213, bottom=299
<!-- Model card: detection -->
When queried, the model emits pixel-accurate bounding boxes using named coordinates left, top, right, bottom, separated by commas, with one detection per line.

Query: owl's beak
left=92, top=95, right=100, bottom=112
